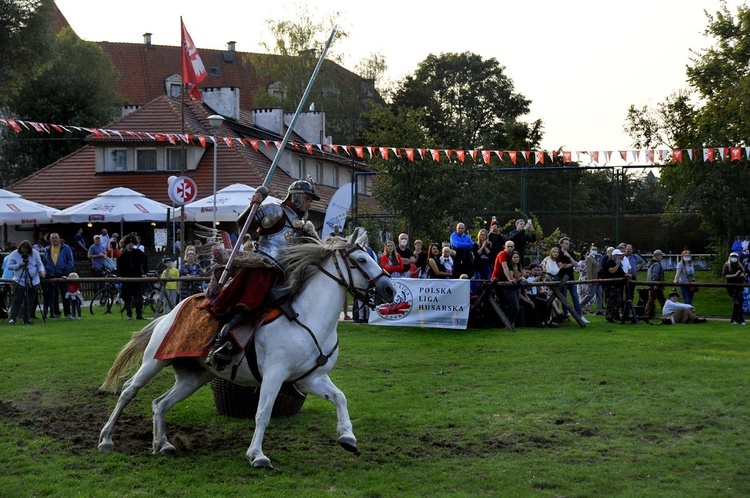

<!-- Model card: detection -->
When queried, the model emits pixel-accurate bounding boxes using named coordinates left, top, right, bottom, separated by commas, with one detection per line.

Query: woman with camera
left=6, top=240, right=45, bottom=325
left=602, top=248, right=626, bottom=324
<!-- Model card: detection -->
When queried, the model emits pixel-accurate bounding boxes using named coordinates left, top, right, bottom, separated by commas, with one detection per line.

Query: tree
left=0, top=0, right=54, bottom=111
left=391, top=52, right=541, bottom=150
left=0, top=26, right=122, bottom=184
left=624, top=2, right=750, bottom=249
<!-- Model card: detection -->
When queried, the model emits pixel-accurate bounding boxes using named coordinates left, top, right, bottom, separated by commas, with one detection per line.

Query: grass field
left=1, top=292, right=749, bottom=496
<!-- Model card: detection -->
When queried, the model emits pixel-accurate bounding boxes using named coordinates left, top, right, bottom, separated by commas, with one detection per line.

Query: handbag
left=103, top=257, right=117, bottom=273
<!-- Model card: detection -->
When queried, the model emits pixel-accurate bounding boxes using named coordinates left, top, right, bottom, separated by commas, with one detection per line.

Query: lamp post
left=207, top=114, right=225, bottom=231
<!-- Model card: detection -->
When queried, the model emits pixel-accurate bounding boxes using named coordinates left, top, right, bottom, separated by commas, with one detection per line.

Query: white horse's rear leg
left=152, top=364, right=214, bottom=455
left=98, top=358, right=169, bottom=453
left=300, top=374, right=357, bottom=453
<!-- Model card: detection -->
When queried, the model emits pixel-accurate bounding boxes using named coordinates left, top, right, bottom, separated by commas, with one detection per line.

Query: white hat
left=612, top=249, right=624, bottom=256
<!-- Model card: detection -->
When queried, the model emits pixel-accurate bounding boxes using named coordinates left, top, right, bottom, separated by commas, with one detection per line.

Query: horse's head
left=330, top=230, right=395, bottom=307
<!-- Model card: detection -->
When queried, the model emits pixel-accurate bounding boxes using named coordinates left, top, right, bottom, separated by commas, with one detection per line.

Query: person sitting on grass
left=662, top=289, right=707, bottom=324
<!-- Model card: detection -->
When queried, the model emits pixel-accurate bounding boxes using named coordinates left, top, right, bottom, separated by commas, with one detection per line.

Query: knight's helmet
left=284, top=180, right=320, bottom=210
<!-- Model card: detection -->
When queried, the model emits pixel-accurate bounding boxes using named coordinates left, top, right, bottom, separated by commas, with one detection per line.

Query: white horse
left=98, top=231, right=395, bottom=468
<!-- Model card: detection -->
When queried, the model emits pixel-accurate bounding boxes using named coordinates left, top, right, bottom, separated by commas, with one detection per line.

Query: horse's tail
left=100, top=316, right=164, bottom=392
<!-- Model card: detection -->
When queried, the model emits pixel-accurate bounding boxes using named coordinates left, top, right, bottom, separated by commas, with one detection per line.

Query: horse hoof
left=338, top=435, right=358, bottom=454
left=158, top=444, right=177, bottom=456
left=98, top=441, right=114, bottom=453
left=252, top=456, right=273, bottom=469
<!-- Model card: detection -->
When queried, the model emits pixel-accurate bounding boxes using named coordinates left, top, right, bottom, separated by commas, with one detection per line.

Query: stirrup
left=206, top=341, right=234, bottom=370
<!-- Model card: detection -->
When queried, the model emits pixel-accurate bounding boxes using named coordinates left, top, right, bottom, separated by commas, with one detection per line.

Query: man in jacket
left=645, top=249, right=666, bottom=318
left=42, top=233, right=75, bottom=319
left=117, top=233, right=149, bottom=320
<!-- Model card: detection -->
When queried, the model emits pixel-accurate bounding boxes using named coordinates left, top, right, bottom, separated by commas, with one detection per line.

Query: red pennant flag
left=591, top=151, right=599, bottom=163
left=305, top=143, right=314, bottom=155
left=456, top=150, right=465, bottom=163
left=646, top=149, right=655, bottom=164
left=444, top=149, right=453, bottom=159
left=249, top=139, right=259, bottom=151
left=405, top=148, right=415, bottom=161
left=672, top=149, right=683, bottom=163
left=619, top=150, right=628, bottom=161
left=469, top=150, right=478, bottom=162
left=198, top=135, right=207, bottom=147
left=703, top=148, right=714, bottom=162
left=369, top=146, right=377, bottom=158
left=482, top=150, right=491, bottom=164
left=431, top=149, right=440, bottom=161
left=354, top=146, right=364, bottom=158
left=223, top=137, right=233, bottom=147
left=495, top=150, right=504, bottom=160
left=522, top=151, right=531, bottom=162
left=379, top=147, right=389, bottom=160
left=181, top=18, right=207, bottom=100
left=730, top=147, right=742, bottom=161
left=6, top=119, right=22, bottom=132
left=562, top=151, right=572, bottom=163
left=535, top=151, right=544, bottom=165
left=508, top=151, right=517, bottom=164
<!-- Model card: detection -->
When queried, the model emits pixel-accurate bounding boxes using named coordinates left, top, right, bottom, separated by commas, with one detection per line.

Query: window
left=165, top=148, right=185, bottom=172
left=168, top=83, right=182, bottom=97
left=104, top=148, right=127, bottom=172
left=314, top=162, right=321, bottom=183
left=136, top=148, right=157, bottom=172
left=297, top=158, right=305, bottom=179
left=332, top=166, right=339, bottom=188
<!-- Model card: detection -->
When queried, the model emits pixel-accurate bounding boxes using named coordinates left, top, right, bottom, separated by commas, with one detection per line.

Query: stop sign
left=168, top=176, right=198, bottom=205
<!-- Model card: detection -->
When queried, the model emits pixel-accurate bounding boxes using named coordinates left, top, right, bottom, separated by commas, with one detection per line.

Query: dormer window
left=165, top=148, right=185, bottom=171
left=135, top=148, right=157, bottom=171
left=105, top=148, right=127, bottom=172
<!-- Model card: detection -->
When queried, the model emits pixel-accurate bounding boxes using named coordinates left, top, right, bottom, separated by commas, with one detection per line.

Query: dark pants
left=727, top=288, right=745, bottom=323
left=604, top=281, right=624, bottom=321
left=92, top=267, right=106, bottom=293
left=44, top=280, right=70, bottom=317
left=9, top=284, right=34, bottom=323
left=122, top=282, right=143, bottom=318
left=645, top=288, right=666, bottom=318
left=494, top=287, right=520, bottom=324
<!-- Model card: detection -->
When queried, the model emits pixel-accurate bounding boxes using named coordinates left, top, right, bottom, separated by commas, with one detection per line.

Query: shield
left=179, top=184, right=282, bottom=223
left=52, top=187, right=170, bottom=223
left=0, top=189, right=60, bottom=224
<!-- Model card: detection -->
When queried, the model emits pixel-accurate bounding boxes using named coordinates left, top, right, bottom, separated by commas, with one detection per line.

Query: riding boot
left=206, top=312, right=245, bottom=370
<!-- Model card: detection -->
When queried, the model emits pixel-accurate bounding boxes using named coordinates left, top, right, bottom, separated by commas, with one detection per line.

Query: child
left=440, top=246, right=454, bottom=275
left=160, top=258, right=179, bottom=312
left=65, top=272, right=83, bottom=319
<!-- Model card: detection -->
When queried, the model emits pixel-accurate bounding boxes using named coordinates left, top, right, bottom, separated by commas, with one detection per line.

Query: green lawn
left=1, top=311, right=749, bottom=496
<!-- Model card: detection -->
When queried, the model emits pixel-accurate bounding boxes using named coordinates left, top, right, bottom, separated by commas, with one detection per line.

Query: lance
left=218, top=26, right=337, bottom=285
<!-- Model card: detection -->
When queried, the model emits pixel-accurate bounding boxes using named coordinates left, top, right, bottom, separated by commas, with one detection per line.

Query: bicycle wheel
left=89, top=288, right=115, bottom=315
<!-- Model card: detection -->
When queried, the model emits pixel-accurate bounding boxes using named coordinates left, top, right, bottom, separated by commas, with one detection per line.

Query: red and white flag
left=181, top=18, right=207, bottom=100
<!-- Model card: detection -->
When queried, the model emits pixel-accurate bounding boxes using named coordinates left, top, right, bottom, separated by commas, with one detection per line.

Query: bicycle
left=89, top=268, right=121, bottom=315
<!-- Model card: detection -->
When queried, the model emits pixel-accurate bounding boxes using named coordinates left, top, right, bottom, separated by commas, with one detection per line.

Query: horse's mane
left=279, top=236, right=358, bottom=297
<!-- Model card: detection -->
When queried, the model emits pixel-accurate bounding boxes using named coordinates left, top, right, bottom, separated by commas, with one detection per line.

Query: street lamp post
left=207, top=114, right=225, bottom=232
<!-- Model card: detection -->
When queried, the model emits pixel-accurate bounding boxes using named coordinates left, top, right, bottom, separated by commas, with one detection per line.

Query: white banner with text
left=369, top=278, right=470, bottom=330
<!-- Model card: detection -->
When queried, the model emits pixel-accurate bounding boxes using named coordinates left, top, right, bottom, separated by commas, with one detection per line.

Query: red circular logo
left=168, top=176, right=198, bottom=205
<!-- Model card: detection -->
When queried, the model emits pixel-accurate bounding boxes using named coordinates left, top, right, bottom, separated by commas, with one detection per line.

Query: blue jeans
left=579, top=283, right=602, bottom=312
left=561, top=281, right=582, bottom=315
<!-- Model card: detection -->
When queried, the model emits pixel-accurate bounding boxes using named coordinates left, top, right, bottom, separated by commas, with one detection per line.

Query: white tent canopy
left=0, top=189, right=60, bottom=224
left=179, top=183, right=282, bottom=223
left=52, top=187, right=170, bottom=223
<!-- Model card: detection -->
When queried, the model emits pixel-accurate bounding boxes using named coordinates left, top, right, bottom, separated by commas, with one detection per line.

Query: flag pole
left=179, top=16, right=186, bottom=263
left=218, top=26, right=337, bottom=285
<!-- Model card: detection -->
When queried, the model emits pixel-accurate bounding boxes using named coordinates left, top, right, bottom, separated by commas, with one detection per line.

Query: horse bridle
left=318, top=245, right=390, bottom=306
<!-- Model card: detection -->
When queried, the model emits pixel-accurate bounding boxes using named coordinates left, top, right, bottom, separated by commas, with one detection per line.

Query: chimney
left=227, top=41, right=236, bottom=52
left=143, top=33, right=152, bottom=47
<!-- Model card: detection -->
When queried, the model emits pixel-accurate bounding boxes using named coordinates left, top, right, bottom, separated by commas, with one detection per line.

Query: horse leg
left=300, top=374, right=357, bottom=453
left=98, top=358, right=168, bottom=453
left=152, top=365, right=214, bottom=455
left=246, top=373, right=285, bottom=469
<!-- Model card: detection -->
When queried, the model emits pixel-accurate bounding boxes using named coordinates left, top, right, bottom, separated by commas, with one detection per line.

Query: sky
left=55, top=0, right=745, bottom=155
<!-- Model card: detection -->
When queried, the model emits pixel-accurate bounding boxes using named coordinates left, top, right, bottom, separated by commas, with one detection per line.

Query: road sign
left=168, top=176, right=198, bottom=205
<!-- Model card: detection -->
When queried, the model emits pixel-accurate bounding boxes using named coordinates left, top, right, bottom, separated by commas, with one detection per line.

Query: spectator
left=603, top=248, right=626, bottom=324
left=88, top=234, right=107, bottom=293
left=380, top=240, right=404, bottom=277
left=117, top=233, right=148, bottom=320
left=524, top=264, right=558, bottom=328
left=413, top=239, right=428, bottom=279
left=473, top=229, right=493, bottom=280
left=731, top=236, right=743, bottom=255
left=487, top=219, right=506, bottom=264
left=491, top=240, right=520, bottom=325
left=426, top=243, right=451, bottom=279
left=450, top=223, right=475, bottom=279
left=160, top=257, right=180, bottom=313
left=509, top=218, right=536, bottom=265
left=6, top=240, right=45, bottom=325
left=542, top=246, right=561, bottom=281
left=106, top=239, right=121, bottom=260
left=99, top=229, right=110, bottom=252
left=674, top=249, right=697, bottom=305
left=645, top=249, right=667, bottom=319
left=440, top=246, right=454, bottom=276
left=579, top=245, right=603, bottom=315
left=74, top=228, right=87, bottom=256
left=624, top=243, right=645, bottom=307
left=1, top=245, right=15, bottom=318
left=42, top=232, right=75, bottom=319
left=395, top=233, right=416, bottom=278
left=65, top=272, right=83, bottom=320
left=557, top=237, right=588, bottom=323
left=329, top=224, right=342, bottom=238
left=179, top=247, right=204, bottom=301
left=662, top=289, right=707, bottom=324
left=722, top=252, right=746, bottom=325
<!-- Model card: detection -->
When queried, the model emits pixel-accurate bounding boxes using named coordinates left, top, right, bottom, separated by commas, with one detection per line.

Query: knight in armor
left=206, top=180, right=320, bottom=369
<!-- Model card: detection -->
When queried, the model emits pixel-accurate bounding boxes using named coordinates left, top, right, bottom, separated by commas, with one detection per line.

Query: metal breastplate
left=255, top=204, right=302, bottom=263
